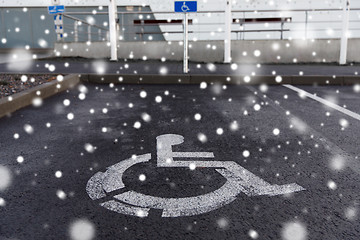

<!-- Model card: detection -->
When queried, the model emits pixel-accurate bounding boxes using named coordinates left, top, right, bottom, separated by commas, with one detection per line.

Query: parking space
left=0, top=82, right=359, bottom=239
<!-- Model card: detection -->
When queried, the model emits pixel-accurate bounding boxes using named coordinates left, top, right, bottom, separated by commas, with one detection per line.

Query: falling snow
left=69, top=219, right=95, bottom=240
left=281, top=221, right=308, bottom=240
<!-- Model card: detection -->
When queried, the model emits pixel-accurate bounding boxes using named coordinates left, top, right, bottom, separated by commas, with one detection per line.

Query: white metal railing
left=56, top=3, right=357, bottom=67
left=60, top=7, right=360, bottom=41
left=59, top=14, right=109, bottom=43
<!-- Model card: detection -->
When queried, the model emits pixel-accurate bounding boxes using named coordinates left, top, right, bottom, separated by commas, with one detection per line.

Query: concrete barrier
left=55, top=39, right=360, bottom=64
left=0, top=74, right=80, bottom=118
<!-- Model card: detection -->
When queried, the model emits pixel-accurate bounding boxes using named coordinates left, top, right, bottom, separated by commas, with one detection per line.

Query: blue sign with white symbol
left=48, top=5, right=65, bottom=14
left=175, top=1, right=197, bottom=12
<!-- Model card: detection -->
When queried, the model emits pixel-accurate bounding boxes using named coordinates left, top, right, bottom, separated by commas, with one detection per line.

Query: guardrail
left=60, top=14, right=109, bottom=43
left=56, top=7, right=360, bottom=42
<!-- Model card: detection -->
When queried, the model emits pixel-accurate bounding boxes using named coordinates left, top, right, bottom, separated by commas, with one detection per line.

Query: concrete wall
left=54, top=39, right=360, bottom=64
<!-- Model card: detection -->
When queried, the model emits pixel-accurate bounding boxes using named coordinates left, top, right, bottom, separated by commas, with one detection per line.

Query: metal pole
left=108, top=0, right=118, bottom=61
left=88, top=25, right=91, bottom=42
left=305, top=11, right=308, bottom=39
left=340, top=0, right=350, bottom=65
left=183, top=12, right=189, bottom=73
left=224, top=0, right=232, bottom=63
left=74, top=21, right=78, bottom=42
left=98, top=29, right=102, bottom=41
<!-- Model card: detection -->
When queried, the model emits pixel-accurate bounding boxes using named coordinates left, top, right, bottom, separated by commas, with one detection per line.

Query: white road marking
left=86, top=134, right=305, bottom=217
left=283, top=84, right=360, bottom=121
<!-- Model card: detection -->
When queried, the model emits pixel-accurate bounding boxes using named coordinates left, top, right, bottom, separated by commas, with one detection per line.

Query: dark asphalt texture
left=0, top=58, right=360, bottom=77
left=0, top=82, right=359, bottom=239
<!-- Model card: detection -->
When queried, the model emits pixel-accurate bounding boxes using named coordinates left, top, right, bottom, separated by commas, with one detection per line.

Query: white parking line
left=283, top=84, right=360, bottom=121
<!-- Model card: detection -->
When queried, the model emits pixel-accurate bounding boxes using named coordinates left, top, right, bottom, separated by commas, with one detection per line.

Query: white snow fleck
left=327, top=180, right=337, bottom=190
left=24, top=124, right=34, bottom=134
left=140, top=91, right=147, bottom=98
left=273, top=128, right=280, bottom=136
left=159, top=67, right=168, bottom=75
left=216, top=217, right=229, bottom=229
left=141, top=113, right=151, bottom=122
left=6, top=49, right=33, bottom=71
left=206, top=63, right=216, bottom=72
left=63, top=99, right=71, bottom=106
left=0, top=165, right=12, bottom=191
left=136, top=210, right=147, bottom=218
left=21, top=75, right=28, bottom=82
left=67, top=113, right=74, bottom=120
left=133, top=121, right=141, bottom=129
left=78, top=93, right=86, bottom=100
left=329, top=155, right=345, bottom=171
left=78, top=85, right=88, bottom=94
left=84, top=143, right=95, bottom=153
left=231, top=63, right=238, bottom=70
left=13, top=133, right=19, bottom=139
left=354, top=84, right=360, bottom=93
left=248, top=229, right=259, bottom=239
left=155, top=96, right=162, bottom=103
left=275, top=76, right=282, bottom=83
left=230, top=121, right=239, bottom=131
left=46, top=122, right=51, bottom=128
left=281, top=221, right=308, bottom=240
left=101, top=127, right=108, bottom=133
left=32, top=97, right=43, bottom=107
left=69, top=218, right=95, bottom=240
left=17, top=156, right=24, bottom=163
left=339, top=118, right=349, bottom=128
left=345, top=206, right=358, bottom=221
left=253, top=104, right=261, bottom=111
left=55, top=171, right=63, bottom=178
left=254, top=50, right=261, bottom=57
left=259, top=84, right=268, bottom=92
left=200, top=82, right=207, bottom=89
left=243, top=150, right=250, bottom=158
left=57, top=75, right=64, bottom=82
left=197, top=133, right=207, bottom=143
left=0, top=197, right=6, bottom=207
left=93, top=60, right=106, bottom=74
left=57, top=189, right=66, bottom=200
left=244, top=76, right=251, bottom=83
left=189, top=163, right=196, bottom=170
left=48, top=65, right=56, bottom=72
left=139, top=174, right=146, bottom=181
left=102, top=108, right=108, bottom=114
left=194, top=113, right=202, bottom=121
left=216, top=128, right=224, bottom=135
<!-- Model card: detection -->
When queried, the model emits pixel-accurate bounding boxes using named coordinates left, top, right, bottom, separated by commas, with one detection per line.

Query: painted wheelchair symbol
left=181, top=2, right=190, bottom=12
left=86, top=134, right=305, bottom=217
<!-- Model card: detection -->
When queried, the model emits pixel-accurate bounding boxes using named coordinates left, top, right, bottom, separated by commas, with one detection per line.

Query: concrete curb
left=0, top=74, right=80, bottom=119
left=81, top=74, right=359, bottom=85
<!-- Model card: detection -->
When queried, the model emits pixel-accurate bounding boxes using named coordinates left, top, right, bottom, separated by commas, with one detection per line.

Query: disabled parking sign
left=175, top=1, right=197, bottom=12
left=86, top=134, right=305, bottom=217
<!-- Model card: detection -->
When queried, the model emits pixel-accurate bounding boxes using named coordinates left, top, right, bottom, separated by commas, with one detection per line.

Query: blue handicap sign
left=48, top=5, right=65, bottom=14
left=175, top=1, right=197, bottom=13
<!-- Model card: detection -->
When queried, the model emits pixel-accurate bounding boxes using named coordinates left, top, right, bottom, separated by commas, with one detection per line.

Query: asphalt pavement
left=0, top=82, right=359, bottom=239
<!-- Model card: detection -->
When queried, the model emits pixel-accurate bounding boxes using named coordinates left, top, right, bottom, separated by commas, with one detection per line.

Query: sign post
left=108, top=0, right=118, bottom=61
left=48, top=1, right=65, bottom=42
left=340, top=0, right=350, bottom=65
left=175, top=1, right=197, bottom=74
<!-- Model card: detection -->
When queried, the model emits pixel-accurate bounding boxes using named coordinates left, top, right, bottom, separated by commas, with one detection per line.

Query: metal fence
left=59, top=7, right=360, bottom=43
